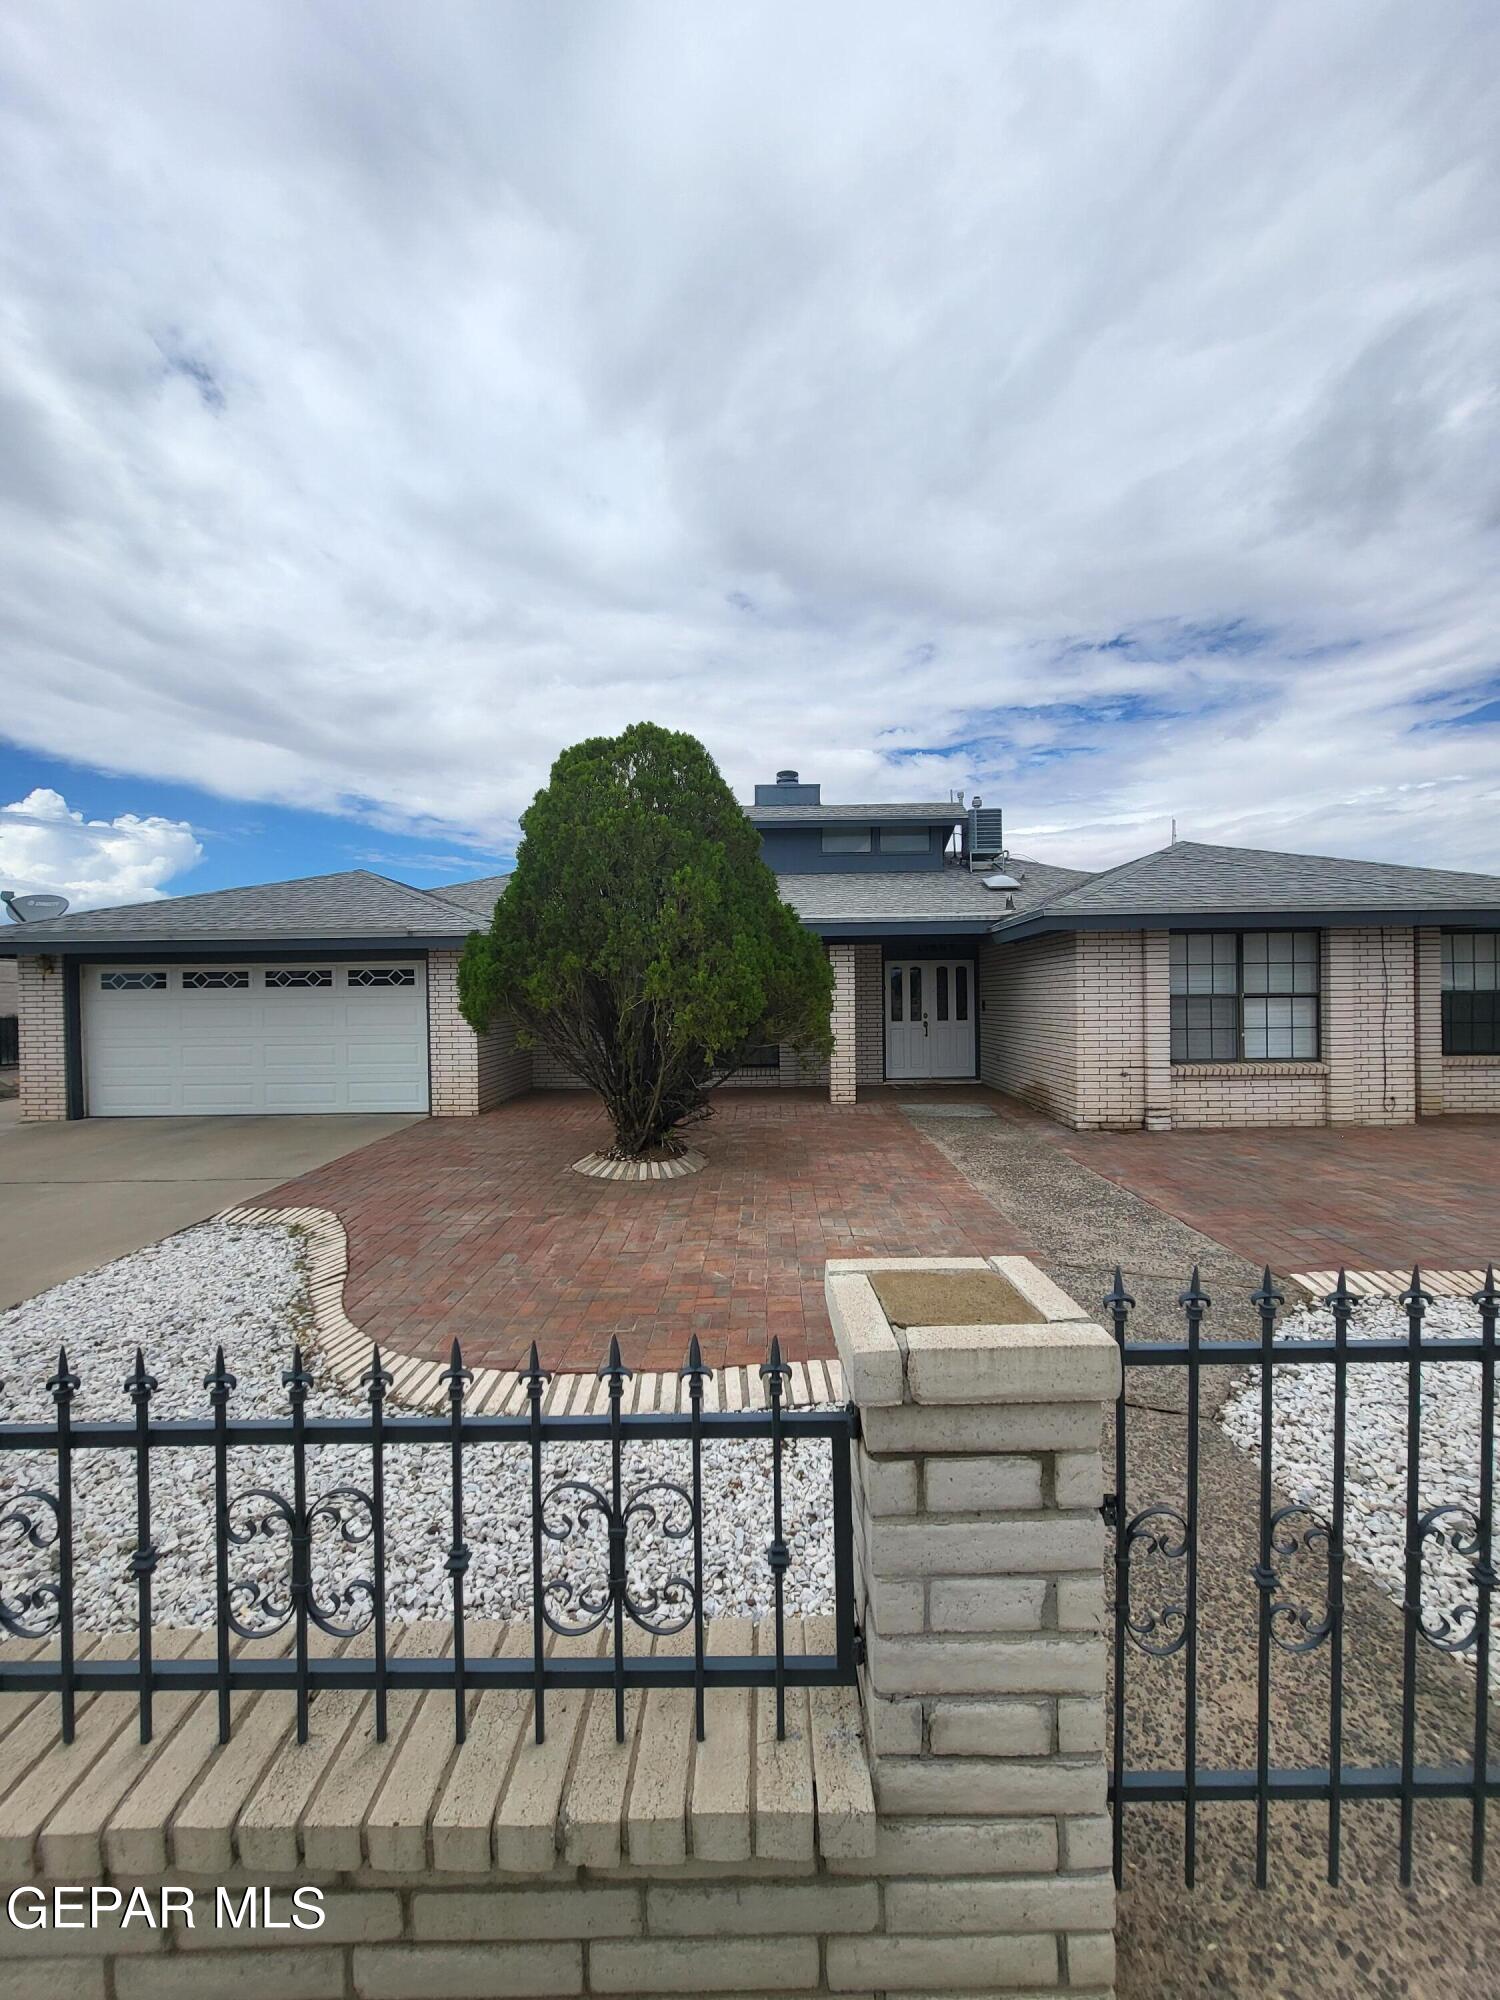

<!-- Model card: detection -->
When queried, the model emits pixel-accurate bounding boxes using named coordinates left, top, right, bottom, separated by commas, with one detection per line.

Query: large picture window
left=1442, top=932, right=1500, bottom=1054
left=1170, top=931, right=1320, bottom=1063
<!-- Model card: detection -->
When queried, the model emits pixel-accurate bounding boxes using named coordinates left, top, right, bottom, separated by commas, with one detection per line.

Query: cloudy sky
left=1, top=2, right=1497, bottom=909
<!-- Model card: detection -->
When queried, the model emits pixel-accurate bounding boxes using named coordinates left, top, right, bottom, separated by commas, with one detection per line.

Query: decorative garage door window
left=266, top=968, right=333, bottom=988
left=99, top=971, right=167, bottom=991
left=349, top=966, right=416, bottom=987
left=182, top=970, right=250, bottom=990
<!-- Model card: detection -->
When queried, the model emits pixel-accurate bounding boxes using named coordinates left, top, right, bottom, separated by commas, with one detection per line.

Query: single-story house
left=3, top=766, right=1498, bottom=1131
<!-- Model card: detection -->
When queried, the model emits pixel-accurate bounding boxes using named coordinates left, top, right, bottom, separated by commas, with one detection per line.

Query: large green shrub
left=459, top=723, right=833, bottom=1157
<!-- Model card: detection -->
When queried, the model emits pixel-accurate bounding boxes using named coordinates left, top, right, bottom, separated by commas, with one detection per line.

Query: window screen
left=821, top=827, right=872, bottom=853
left=881, top=828, right=929, bottom=853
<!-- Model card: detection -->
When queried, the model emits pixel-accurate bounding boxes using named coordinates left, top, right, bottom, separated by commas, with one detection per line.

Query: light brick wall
left=828, top=940, right=857, bottom=1103
left=978, top=932, right=1080, bottom=1124
left=427, top=948, right=532, bottom=1115
left=831, top=1252, right=1117, bottom=1998
left=1415, top=926, right=1445, bottom=1114
left=1171, top=1063, right=1328, bottom=1126
left=1441, top=1057, right=1500, bottom=1114
left=17, top=955, right=67, bottom=1121
left=1074, top=932, right=1149, bottom=1130
left=1323, top=925, right=1416, bottom=1125
left=475, top=1007, right=533, bottom=1110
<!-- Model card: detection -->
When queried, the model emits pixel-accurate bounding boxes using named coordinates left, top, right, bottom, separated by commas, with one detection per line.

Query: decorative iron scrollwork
left=1121, top=1503, right=1190, bottom=1657
left=226, top=1483, right=376, bottom=1639
left=540, top=1475, right=696, bottom=1638
left=1265, top=1502, right=1336, bottom=1653
left=0, top=1488, right=63, bottom=1638
left=1415, top=1504, right=1483, bottom=1653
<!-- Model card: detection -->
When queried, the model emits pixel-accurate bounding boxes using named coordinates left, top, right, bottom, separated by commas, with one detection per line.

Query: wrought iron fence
left=0, top=1332, right=860, bottom=1750
left=1108, top=1262, right=1499, bottom=1890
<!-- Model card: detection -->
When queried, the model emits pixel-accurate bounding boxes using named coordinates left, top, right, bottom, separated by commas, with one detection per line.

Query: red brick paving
left=1036, top=1112, right=1500, bottom=1276
left=259, top=1090, right=1025, bottom=1373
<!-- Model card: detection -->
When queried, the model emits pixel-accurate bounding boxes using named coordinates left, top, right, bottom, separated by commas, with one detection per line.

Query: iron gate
left=1107, top=1263, right=1498, bottom=1889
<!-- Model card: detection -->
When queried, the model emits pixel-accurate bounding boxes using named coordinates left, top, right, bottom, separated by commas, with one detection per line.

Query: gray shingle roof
left=776, top=857, right=1091, bottom=925
left=1019, top=840, right=1500, bottom=922
left=749, top=801, right=964, bottom=824
left=0, top=870, right=476, bottom=946
left=424, top=875, right=510, bottom=920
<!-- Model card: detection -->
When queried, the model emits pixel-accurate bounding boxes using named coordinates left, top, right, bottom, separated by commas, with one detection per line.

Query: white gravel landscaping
left=1220, top=1292, right=1498, bottom=1673
left=0, top=1219, right=835, bottom=1639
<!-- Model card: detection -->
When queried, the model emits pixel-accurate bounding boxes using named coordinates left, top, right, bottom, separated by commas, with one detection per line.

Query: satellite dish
left=1, top=891, right=71, bottom=923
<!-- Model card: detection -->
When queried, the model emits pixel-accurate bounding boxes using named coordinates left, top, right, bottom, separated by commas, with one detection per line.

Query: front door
left=884, top=959, right=976, bottom=1079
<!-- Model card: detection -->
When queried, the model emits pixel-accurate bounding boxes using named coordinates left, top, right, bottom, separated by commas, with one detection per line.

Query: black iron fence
left=0, top=1333, right=860, bottom=1750
left=1108, top=1263, right=1499, bottom=1890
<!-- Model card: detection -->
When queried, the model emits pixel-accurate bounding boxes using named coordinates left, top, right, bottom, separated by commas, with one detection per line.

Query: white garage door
left=83, top=962, right=430, bottom=1115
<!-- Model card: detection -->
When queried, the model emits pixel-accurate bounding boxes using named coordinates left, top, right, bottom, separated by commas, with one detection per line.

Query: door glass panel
left=955, top=964, right=969, bottom=1021
left=936, top=965, right=949, bottom=1021
left=889, top=967, right=903, bottom=1023
left=909, top=966, right=922, bottom=1020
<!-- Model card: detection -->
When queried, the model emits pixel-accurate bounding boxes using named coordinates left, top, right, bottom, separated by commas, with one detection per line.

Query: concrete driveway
left=0, top=1100, right=421, bottom=1309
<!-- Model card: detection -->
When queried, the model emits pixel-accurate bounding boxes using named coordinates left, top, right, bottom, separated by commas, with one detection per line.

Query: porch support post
left=829, top=1252, right=1119, bottom=1997
left=829, top=939, right=857, bottom=1104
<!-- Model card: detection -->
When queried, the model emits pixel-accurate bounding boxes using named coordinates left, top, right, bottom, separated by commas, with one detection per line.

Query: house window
left=266, top=968, right=333, bottom=989
left=821, top=827, right=872, bottom=854
left=880, top=827, right=929, bottom=853
left=1170, top=931, right=1320, bottom=1062
left=99, top=971, right=167, bottom=992
left=1442, top=932, right=1500, bottom=1054
left=182, top=969, right=250, bottom=990
left=348, top=966, right=416, bottom=988
left=738, top=1043, right=781, bottom=1069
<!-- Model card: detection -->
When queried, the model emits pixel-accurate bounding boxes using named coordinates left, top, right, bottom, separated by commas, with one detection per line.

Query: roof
left=777, top=857, right=1092, bottom=931
left=1008, top=840, right=1500, bottom=929
left=424, top=874, right=510, bottom=920
left=749, top=801, right=964, bottom=826
left=0, top=870, right=481, bottom=951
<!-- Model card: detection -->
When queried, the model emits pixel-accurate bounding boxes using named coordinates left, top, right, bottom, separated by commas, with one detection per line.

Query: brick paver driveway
left=1039, top=1111, right=1500, bottom=1275
left=260, top=1090, right=1023, bottom=1371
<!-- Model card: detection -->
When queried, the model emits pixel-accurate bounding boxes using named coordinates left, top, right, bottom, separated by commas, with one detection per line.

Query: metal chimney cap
left=775, top=768, right=799, bottom=785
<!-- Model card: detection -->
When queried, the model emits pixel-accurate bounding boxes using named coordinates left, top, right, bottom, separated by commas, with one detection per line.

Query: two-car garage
left=81, top=961, right=431, bottom=1115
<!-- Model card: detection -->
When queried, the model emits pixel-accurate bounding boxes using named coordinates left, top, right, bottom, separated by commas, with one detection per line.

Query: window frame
left=1441, top=931, right=1500, bottom=1056
left=1169, top=930, right=1321, bottom=1065
left=879, top=826, right=930, bottom=854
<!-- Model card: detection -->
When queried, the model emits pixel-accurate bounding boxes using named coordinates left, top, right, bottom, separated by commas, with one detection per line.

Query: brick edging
left=217, top=1203, right=845, bottom=1414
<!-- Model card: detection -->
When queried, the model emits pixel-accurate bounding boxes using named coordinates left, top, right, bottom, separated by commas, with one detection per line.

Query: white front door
left=83, top=961, right=430, bottom=1114
left=884, top=959, right=976, bottom=1080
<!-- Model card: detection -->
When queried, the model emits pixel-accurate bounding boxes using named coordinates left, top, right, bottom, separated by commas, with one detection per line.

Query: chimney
left=753, top=769, right=822, bottom=806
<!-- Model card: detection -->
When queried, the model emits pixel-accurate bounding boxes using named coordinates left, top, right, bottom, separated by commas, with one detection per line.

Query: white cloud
left=0, top=789, right=202, bottom=911
left=0, top=2, right=1496, bottom=870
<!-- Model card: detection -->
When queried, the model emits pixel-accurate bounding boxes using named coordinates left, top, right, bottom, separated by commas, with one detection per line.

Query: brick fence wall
left=0, top=1256, right=1118, bottom=2000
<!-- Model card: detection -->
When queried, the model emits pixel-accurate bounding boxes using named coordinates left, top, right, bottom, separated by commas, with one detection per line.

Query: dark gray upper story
left=748, top=768, right=963, bottom=874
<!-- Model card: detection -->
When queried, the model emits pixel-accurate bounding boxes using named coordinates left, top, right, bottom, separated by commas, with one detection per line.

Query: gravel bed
left=0, top=1220, right=835, bottom=1637
left=1220, top=1293, right=1498, bottom=1673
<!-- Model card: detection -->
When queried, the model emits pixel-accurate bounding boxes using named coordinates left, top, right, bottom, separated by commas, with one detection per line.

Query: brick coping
left=571, top=1147, right=707, bottom=1181
left=220, top=1204, right=848, bottom=1414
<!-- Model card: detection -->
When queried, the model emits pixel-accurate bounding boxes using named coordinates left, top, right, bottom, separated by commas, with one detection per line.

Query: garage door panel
left=85, top=963, right=429, bottom=1115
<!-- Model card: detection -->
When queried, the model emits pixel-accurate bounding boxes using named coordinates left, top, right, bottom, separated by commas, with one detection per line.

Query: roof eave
left=0, top=930, right=472, bottom=956
left=800, top=916, right=999, bottom=938
left=995, top=905, right=1500, bottom=940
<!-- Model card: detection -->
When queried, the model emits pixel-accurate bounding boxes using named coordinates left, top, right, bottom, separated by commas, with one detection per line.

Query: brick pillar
left=426, top=947, right=480, bottom=1116
left=828, top=1253, right=1118, bottom=1997
left=18, top=956, right=68, bottom=1122
left=828, top=940, right=857, bottom=1105
left=1414, top=925, right=1444, bottom=1116
left=1140, top=929, right=1172, bottom=1132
